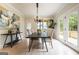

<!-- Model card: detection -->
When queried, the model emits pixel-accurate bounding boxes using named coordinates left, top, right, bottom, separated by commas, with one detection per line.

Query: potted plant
left=48, top=19, right=56, bottom=29
left=48, top=19, right=56, bottom=39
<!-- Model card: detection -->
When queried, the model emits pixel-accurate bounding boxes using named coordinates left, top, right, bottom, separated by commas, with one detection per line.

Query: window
left=37, top=20, right=48, bottom=32
left=68, top=13, right=78, bottom=46
left=42, top=21, right=48, bottom=30
left=59, top=19, right=64, bottom=40
left=37, top=21, right=43, bottom=29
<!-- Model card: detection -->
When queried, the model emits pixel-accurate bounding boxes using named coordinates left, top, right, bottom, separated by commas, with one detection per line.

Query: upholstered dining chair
left=26, top=29, right=38, bottom=50
left=47, top=28, right=53, bottom=48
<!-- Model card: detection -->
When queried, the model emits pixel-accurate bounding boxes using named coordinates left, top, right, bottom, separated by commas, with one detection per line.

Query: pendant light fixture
left=36, top=3, right=39, bottom=22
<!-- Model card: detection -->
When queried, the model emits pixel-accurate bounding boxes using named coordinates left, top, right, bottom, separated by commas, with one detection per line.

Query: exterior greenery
left=69, top=15, right=77, bottom=31
left=60, top=14, right=77, bottom=31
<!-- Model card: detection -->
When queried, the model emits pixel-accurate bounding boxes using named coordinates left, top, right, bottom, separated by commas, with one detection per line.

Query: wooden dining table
left=26, top=32, right=51, bottom=52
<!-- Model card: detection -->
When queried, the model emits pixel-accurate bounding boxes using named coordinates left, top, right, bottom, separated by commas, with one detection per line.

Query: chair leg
left=50, top=40, right=53, bottom=48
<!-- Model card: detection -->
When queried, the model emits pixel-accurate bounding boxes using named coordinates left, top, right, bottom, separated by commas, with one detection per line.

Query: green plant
left=69, top=15, right=77, bottom=31
left=48, top=19, right=56, bottom=29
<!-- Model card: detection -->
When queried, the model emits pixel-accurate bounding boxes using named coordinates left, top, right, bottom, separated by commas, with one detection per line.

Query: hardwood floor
left=0, top=38, right=78, bottom=55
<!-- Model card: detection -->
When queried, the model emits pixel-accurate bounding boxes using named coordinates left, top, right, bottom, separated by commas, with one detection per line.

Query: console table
left=1, top=31, right=22, bottom=48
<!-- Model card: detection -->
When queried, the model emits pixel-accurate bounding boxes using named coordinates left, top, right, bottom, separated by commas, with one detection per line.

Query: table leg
left=44, top=38, right=48, bottom=52
left=19, top=34, right=22, bottom=40
left=42, top=39, right=44, bottom=49
left=29, top=39, right=33, bottom=52
left=3, top=35, right=8, bottom=48
left=16, top=33, right=18, bottom=41
left=10, top=34, right=13, bottom=48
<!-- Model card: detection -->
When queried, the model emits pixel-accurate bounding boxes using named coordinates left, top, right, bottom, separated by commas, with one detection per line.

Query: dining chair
left=26, top=29, right=39, bottom=51
left=41, top=29, right=53, bottom=49
left=46, top=28, right=53, bottom=48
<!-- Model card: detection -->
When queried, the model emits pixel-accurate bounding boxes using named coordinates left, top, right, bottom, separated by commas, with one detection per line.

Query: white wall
left=25, top=17, right=37, bottom=33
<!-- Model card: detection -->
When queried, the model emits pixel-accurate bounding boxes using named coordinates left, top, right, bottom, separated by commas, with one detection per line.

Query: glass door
left=59, top=19, right=64, bottom=40
left=68, top=12, right=78, bottom=46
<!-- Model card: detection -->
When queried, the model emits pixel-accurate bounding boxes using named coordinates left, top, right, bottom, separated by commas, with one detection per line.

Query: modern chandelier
left=35, top=3, right=39, bottom=22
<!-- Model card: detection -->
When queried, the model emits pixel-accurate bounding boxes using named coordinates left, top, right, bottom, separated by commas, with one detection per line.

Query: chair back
left=47, top=28, right=53, bottom=39
left=26, top=29, right=32, bottom=35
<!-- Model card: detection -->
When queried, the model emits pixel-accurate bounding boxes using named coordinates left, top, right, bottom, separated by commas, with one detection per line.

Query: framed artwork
left=0, top=9, right=20, bottom=29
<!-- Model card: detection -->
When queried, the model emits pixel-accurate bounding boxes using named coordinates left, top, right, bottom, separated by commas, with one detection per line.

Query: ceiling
left=10, top=3, right=67, bottom=18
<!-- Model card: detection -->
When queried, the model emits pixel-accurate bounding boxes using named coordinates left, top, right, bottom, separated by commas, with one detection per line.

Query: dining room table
left=26, top=32, right=51, bottom=52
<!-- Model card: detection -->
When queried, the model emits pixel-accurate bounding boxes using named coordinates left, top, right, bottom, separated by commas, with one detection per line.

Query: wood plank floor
left=0, top=39, right=78, bottom=55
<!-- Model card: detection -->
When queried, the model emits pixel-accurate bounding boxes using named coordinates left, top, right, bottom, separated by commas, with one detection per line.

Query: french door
left=59, top=18, right=64, bottom=40
left=59, top=11, right=78, bottom=46
left=68, top=12, right=78, bottom=46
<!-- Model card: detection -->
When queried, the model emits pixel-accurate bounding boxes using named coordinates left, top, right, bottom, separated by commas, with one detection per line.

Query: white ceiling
left=10, top=3, right=66, bottom=18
